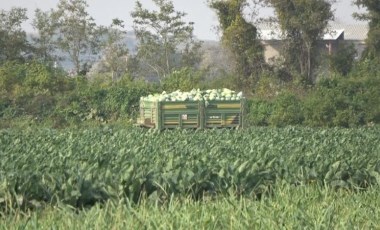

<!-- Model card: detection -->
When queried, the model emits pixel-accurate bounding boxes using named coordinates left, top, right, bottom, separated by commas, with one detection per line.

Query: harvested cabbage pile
left=141, top=88, right=243, bottom=102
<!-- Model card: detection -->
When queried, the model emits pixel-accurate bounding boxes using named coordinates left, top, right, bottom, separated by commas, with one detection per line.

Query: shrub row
left=1, top=59, right=379, bottom=128
left=246, top=74, right=380, bottom=127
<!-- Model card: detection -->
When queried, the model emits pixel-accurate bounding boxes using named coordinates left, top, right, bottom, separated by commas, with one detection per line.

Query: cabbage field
left=1, top=126, right=380, bottom=228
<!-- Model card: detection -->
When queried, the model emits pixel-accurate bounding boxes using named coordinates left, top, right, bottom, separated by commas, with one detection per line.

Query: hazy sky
left=2, top=0, right=367, bottom=41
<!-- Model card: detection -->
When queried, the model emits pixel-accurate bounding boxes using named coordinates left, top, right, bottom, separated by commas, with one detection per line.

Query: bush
left=303, top=71, right=380, bottom=127
left=303, top=87, right=337, bottom=127
left=0, top=96, right=14, bottom=118
left=161, top=67, right=203, bottom=92
left=329, top=43, right=357, bottom=76
left=253, top=75, right=282, bottom=100
left=245, top=98, right=273, bottom=126
left=50, top=79, right=157, bottom=126
left=269, top=92, right=304, bottom=127
left=204, top=75, right=239, bottom=94
left=0, top=59, right=158, bottom=128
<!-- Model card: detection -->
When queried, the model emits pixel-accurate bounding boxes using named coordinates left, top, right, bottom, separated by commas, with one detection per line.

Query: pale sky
left=2, top=0, right=367, bottom=41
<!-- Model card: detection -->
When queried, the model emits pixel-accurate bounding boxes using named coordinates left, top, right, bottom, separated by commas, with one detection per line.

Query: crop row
left=0, top=126, right=379, bottom=210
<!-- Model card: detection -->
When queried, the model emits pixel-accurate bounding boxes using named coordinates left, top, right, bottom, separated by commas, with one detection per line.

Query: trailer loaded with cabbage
left=137, top=88, right=245, bottom=129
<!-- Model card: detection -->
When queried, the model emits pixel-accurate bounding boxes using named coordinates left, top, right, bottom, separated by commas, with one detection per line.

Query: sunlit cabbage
left=141, top=88, right=243, bottom=102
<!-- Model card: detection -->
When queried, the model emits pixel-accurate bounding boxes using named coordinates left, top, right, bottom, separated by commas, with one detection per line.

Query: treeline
left=0, top=0, right=379, bottom=129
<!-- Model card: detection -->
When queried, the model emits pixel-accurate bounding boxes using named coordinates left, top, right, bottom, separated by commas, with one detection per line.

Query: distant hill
left=27, top=31, right=219, bottom=71
left=27, top=31, right=138, bottom=70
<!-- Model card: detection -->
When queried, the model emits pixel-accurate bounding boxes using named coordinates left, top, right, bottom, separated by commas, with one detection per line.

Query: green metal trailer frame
left=137, top=99, right=245, bottom=130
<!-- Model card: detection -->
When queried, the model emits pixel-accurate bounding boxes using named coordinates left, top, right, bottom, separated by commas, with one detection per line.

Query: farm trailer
left=137, top=99, right=245, bottom=130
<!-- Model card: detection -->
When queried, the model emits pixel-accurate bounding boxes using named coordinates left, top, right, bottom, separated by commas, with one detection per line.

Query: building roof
left=258, top=23, right=368, bottom=41
left=259, top=29, right=281, bottom=40
left=328, top=23, right=368, bottom=40
left=259, top=29, right=344, bottom=41
left=323, top=29, right=344, bottom=40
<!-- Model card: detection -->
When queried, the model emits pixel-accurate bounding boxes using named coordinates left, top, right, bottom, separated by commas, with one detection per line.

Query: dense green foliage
left=1, top=126, right=379, bottom=211
left=161, top=67, right=203, bottom=92
left=1, top=59, right=379, bottom=128
left=328, top=43, right=357, bottom=76
left=0, top=62, right=156, bottom=128
left=0, top=59, right=378, bottom=129
left=246, top=58, right=380, bottom=127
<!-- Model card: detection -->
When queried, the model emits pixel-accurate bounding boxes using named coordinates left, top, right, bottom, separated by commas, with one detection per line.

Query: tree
left=353, top=0, right=380, bottom=59
left=262, top=0, right=335, bottom=84
left=0, top=8, right=29, bottom=63
left=131, top=0, right=202, bottom=80
left=200, top=42, right=235, bottom=81
left=31, top=9, right=58, bottom=64
left=52, top=0, right=101, bottom=75
left=329, top=43, right=357, bottom=76
left=100, top=19, right=129, bottom=82
left=209, top=0, right=265, bottom=92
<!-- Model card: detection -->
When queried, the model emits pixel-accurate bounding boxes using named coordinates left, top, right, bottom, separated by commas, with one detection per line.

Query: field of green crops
left=1, top=126, right=380, bottom=229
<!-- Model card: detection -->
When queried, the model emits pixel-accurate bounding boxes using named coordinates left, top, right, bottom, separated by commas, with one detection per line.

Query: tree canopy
left=131, top=0, right=202, bottom=80
left=32, top=9, right=57, bottom=64
left=353, top=0, right=380, bottom=60
left=52, top=0, right=101, bottom=74
left=99, top=19, right=129, bottom=82
left=0, top=8, right=30, bottom=63
left=263, top=0, right=335, bottom=83
left=209, top=0, right=265, bottom=92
